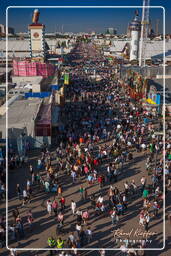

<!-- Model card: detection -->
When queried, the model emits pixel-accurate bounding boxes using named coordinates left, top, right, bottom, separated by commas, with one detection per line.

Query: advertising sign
left=64, top=73, right=69, bottom=85
left=30, top=27, right=44, bottom=57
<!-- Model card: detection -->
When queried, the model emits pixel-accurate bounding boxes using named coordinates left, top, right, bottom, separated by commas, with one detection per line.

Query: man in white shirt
left=71, top=200, right=76, bottom=215
left=97, top=195, right=103, bottom=204
left=124, top=181, right=129, bottom=195
left=76, top=223, right=81, bottom=234
left=22, top=190, right=27, bottom=206
left=27, top=180, right=31, bottom=187
left=68, top=232, right=75, bottom=244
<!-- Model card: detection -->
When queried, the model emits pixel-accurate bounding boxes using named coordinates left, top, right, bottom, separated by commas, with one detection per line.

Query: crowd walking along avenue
left=0, top=6, right=171, bottom=255
left=1, top=39, right=170, bottom=256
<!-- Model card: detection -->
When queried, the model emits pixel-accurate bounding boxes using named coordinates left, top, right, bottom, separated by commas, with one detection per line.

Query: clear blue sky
left=0, top=0, right=170, bottom=34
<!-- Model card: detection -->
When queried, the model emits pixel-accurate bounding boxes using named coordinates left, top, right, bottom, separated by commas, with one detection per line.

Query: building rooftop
left=0, top=67, right=12, bottom=76
left=12, top=76, right=43, bottom=84
left=111, top=40, right=171, bottom=60
left=0, top=98, right=42, bottom=138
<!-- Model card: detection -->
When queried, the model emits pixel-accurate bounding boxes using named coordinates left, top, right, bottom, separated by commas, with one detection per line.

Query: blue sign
left=25, top=92, right=51, bottom=99
left=156, top=94, right=161, bottom=105
left=147, top=92, right=161, bottom=105
left=51, top=85, right=60, bottom=90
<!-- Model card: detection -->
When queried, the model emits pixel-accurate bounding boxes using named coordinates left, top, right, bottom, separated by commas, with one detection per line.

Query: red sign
left=33, top=32, right=39, bottom=38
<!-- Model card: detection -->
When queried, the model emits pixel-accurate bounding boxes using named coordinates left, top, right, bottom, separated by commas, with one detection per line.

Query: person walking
left=68, top=232, right=75, bottom=247
left=83, top=187, right=88, bottom=201
left=82, top=209, right=89, bottom=225
left=16, top=219, right=25, bottom=239
left=27, top=210, right=34, bottom=231
left=56, top=237, right=64, bottom=248
left=71, top=200, right=76, bottom=215
left=124, top=181, right=129, bottom=196
left=71, top=170, right=76, bottom=184
left=143, top=187, right=149, bottom=199
left=79, top=185, right=84, bottom=200
left=47, top=200, right=52, bottom=216
left=144, top=213, right=150, bottom=231
left=110, top=208, right=119, bottom=225
left=86, top=226, right=92, bottom=243
left=47, top=236, right=56, bottom=255
left=52, top=199, right=58, bottom=216
left=16, top=184, right=22, bottom=201
left=60, top=196, right=66, bottom=211
left=98, top=175, right=103, bottom=189
left=152, top=200, right=159, bottom=217
left=57, top=212, right=64, bottom=225
left=57, top=185, right=62, bottom=198
left=140, top=176, right=146, bottom=193
left=22, top=189, right=28, bottom=206
left=29, top=164, right=34, bottom=176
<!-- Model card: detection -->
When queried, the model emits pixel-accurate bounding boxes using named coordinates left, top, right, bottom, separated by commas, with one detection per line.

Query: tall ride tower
left=139, top=0, right=150, bottom=66
left=28, top=9, right=46, bottom=62
left=129, top=11, right=141, bottom=61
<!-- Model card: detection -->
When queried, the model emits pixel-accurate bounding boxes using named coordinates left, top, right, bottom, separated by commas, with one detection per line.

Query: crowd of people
left=3, top=42, right=170, bottom=256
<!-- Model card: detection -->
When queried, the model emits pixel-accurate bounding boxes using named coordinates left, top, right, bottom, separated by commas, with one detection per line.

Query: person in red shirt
left=52, top=200, right=58, bottom=216
left=88, top=156, right=92, bottom=164
left=60, top=197, right=65, bottom=211
left=98, top=175, right=103, bottom=188
left=93, top=158, right=99, bottom=166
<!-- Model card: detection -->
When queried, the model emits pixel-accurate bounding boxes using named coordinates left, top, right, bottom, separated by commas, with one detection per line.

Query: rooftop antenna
left=149, top=18, right=152, bottom=35
left=156, top=19, right=160, bottom=36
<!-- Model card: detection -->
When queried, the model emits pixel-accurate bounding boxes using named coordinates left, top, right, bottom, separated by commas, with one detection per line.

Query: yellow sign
left=146, top=98, right=156, bottom=104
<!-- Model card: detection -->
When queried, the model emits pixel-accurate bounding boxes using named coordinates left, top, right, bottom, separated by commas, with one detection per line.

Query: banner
left=51, top=85, right=60, bottom=91
left=25, top=92, right=51, bottom=98
left=64, top=73, right=69, bottom=85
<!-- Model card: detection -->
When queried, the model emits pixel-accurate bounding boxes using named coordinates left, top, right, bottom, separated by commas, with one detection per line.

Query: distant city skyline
left=0, top=0, right=170, bottom=34
left=7, top=7, right=163, bottom=34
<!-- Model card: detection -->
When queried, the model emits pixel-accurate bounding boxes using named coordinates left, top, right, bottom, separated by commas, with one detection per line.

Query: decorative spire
left=135, top=10, right=139, bottom=17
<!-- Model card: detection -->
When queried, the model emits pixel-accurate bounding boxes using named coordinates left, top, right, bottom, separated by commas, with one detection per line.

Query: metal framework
left=139, top=0, right=150, bottom=66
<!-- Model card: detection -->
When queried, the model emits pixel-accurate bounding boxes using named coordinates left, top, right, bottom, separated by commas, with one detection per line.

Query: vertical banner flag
left=64, top=73, right=69, bottom=85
